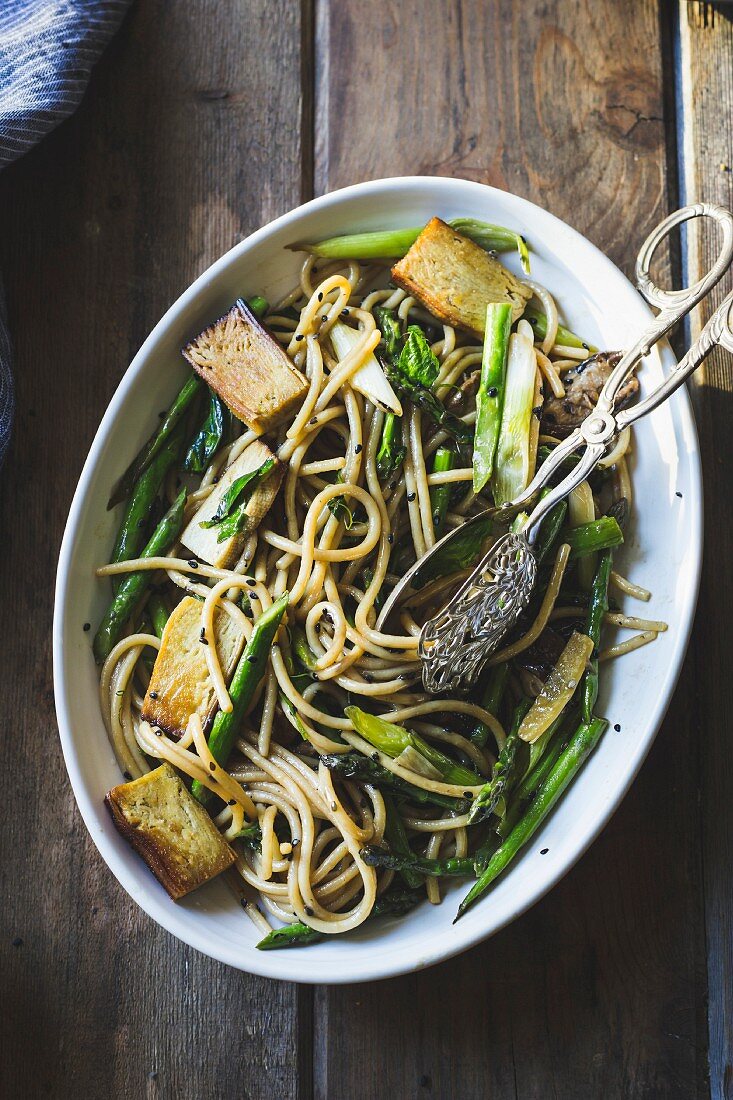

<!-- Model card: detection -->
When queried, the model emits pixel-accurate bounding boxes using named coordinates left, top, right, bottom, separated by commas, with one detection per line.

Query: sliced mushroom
left=541, top=351, right=638, bottom=438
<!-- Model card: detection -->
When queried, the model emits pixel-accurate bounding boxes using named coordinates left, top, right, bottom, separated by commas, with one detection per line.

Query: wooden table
left=0, top=2, right=730, bottom=1097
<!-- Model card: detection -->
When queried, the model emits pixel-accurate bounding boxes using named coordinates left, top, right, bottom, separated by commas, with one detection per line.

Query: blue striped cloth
left=0, top=0, right=131, bottom=465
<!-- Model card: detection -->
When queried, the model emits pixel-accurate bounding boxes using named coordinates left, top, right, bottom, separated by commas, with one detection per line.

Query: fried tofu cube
left=105, top=763, right=235, bottom=899
left=182, top=299, right=308, bottom=434
left=391, top=217, right=531, bottom=336
left=180, top=439, right=283, bottom=570
left=141, top=596, right=245, bottom=738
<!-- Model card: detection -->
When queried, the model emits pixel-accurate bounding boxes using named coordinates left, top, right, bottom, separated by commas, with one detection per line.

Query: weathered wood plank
left=313, top=2, right=707, bottom=1097
left=0, top=3, right=312, bottom=1098
left=679, top=5, right=733, bottom=1099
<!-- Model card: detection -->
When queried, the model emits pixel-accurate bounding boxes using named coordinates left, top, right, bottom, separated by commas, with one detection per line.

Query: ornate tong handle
left=597, top=201, right=733, bottom=415
left=520, top=203, right=733, bottom=542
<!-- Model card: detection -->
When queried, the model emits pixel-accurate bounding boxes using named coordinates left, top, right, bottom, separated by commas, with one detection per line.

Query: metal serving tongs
left=378, top=202, right=733, bottom=693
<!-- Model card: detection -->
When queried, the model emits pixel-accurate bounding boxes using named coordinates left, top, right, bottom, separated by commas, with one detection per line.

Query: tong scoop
left=379, top=202, right=733, bottom=693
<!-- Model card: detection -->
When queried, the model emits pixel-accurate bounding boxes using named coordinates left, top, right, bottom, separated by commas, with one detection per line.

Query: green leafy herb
left=374, top=306, right=403, bottom=360
left=201, top=458, right=275, bottom=543
left=376, top=311, right=471, bottom=448
left=184, top=389, right=229, bottom=473
left=397, top=325, right=440, bottom=387
left=234, top=822, right=262, bottom=850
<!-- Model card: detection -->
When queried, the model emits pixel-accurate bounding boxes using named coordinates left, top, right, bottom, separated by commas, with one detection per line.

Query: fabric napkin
left=0, top=0, right=132, bottom=466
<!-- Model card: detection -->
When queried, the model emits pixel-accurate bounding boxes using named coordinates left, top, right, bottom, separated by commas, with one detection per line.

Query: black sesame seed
left=387, top=534, right=394, bottom=544
left=540, top=848, right=549, bottom=855
left=675, top=491, right=683, bottom=499
left=354, top=443, right=363, bottom=454
left=213, top=476, right=220, bottom=484
left=247, top=655, right=258, bottom=664
left=582, top=343, right=589, bottom=350
left=295, top=333, right=304, bottom=341
left=363, top=672, right=374, bottom=683
left=614, top=723, right=621, bottom=732
left=209, top=761, right=216, bottom=771
left=83, top=622, right=91, bottom=632
left=371, top=752, right=379, bottom=761
left=317, top=292, right=324, bottom=302
left=123, top=771, right=133, bottom=782
left=149, top=691, right=158, bottom=700
left=291, top=837, right=300, bottom=847
left=200, top=636, right=209, bottom=646
left=389, top=482, right=397, bottom=492
left=487, top=386, right=498, bottom=398
left=246, top=577, right=256, bottom=586
left=305, top=905, right=314, bottom=916
left=321, top=314, right=328, bottom=323
left=330, top=802, right=337, bottom=812
left=227, top=799, right=236, bottom=806
left=463, top=791, right=472, bottom=799
left=309, top=417, right=318, bottom=426
left=407, top=492, right=416, bottom=502
left=188, top=559, right=199, bottom=569
left=341, top=308, right=349, bottom=317
left=158, top=411, right=165, bottom=419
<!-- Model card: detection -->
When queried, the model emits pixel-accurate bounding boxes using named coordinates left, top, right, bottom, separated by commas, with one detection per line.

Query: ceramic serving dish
left=54, top=176, right=702, bottom=983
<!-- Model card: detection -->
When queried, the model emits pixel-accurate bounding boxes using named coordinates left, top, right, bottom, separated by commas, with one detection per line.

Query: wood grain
left=0, top=3, right=312, bottom=1098
left=0, top=0, right=730, bottom=1097
left=680, top=6, right=733, bottom=1099
left=314, top=2, right=707, bottom=1097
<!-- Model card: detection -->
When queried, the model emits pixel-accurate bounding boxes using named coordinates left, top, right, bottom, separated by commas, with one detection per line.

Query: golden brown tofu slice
left=182, top=299, right=308, bottom=434
left=105, top=763, right=235, bottom=899
left=391, top=217, right=531, bottom=336
left=141, top=596, right=245, bottom=737
left=180, top=439, right=284, bottom=570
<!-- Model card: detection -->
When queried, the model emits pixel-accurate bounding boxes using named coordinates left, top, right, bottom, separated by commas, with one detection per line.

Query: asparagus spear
left=110, top=422, right=187, bottom=571
left=148, top=594, right=169, bottom=639
left=564, top=515, right=623, bottom=559
left=108, top=376, right=203, bottom=508
left=534, top=499, right=568, bottom=565
left=467, top=699, right=531, bottom=824
left=246, top=295, right=269, bottom=319
left=581, top=549, right=612, bottom=722
left=490, top=325, right=537, bottom=505
left=191, top=593, right=289, bottom=804
left=383, top=794, right=422, bottom=889
left=429, top=446, right=455, bottom=536
left=346, top=706, right=482, bottom=788
left=320, top=754, right=470, bottom=813
left=473, top=303, right=512, bottom=492
left=361, top=845, right=473, bottom=878
left=456, top=715, right=608, bottom=920
left=376, top=412, right=406, bottom=481
left=294, top=219, right=529, bottom=270
left=93, top=489, right=187, bottom=663
left=497, top=716, right=572, bottom=839
left=522, top=305, right=597, bottom=352
left=255, top=887, right=422, bottom=950
left=256, top=922, right=323, bottom=950
left=467, top=663, right=510, bottom=748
